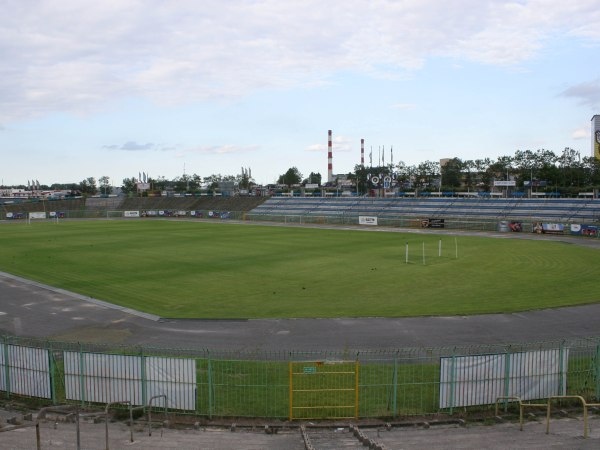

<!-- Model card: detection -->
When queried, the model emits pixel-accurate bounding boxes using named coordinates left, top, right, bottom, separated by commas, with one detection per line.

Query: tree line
left=5, top=147, right=600, bottom=196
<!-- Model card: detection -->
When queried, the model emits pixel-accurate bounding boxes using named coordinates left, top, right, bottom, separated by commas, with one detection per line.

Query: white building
left=592, top=115, right=600, bottom=159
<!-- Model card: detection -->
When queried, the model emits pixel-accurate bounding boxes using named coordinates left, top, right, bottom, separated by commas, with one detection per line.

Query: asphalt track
left=1, top=220, right=600, bottom=350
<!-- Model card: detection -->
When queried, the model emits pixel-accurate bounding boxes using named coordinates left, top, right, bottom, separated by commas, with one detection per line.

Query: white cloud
left=390, top=103, right=417, bottom=110
left=306, top=135, right=353, bottom=153
left=2, top=0, right=600, bottom=122
left=572, top=127, right=589, bottom=140
left=182, top=145, right=259, bottom=155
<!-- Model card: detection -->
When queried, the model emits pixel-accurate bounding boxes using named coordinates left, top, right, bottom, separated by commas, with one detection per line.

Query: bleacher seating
left=118, top=196, right=266, bottom=212
left=248, top=197, right=600, bottom=223
left=2, top=197, right=85, bottom=213
left=85, top=196, right=123, bottom=210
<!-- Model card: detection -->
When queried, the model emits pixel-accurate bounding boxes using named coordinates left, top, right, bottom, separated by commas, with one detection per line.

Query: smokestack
left=361, top=139, right=364, bottom=165
left=328, top=130, right=333, bottom=183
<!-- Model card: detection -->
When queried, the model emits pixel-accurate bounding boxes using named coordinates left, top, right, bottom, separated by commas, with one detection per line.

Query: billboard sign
left=493, top=180, right=516, bottom=187
left=421, top=218, right=445, bottom=228
left=533, top=222, right=564, bottom=234
left=359, top=216, right=378, bottom=226
left=570, top=224, right=598, bottom=237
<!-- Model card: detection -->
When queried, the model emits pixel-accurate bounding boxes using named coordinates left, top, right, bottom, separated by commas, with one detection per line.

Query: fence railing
left=4, top=207, right=599, bottom=234
left=2, top=335, right=599, bottom=419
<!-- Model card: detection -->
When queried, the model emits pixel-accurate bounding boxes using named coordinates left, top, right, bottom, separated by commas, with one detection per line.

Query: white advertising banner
left=493, top=180, right=516, bottom=187
left=359, top=216, right=378, bottom=226
left=29, top=212, right=47, bottom=219
left=64, top=352, right=196, bottom=410
left=0, top=344, right=51, bottom=399
left=124, top=210, right=141, bottom=218
left=145, top=357, right=197, bottom=410
left=64, top=353, right=143, bottom=405
left=439, top=349, right=568, bottom=408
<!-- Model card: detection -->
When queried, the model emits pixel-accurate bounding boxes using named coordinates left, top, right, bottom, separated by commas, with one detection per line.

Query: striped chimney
left=328, top=130, right=333, bottom=183
left=361, top=139, right=364, bottom=165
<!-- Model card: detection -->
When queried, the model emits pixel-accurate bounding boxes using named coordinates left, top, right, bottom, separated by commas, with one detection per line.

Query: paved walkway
left=1, top=268, right=600, bottom=350
left=1, top=407, right=599, bottom=449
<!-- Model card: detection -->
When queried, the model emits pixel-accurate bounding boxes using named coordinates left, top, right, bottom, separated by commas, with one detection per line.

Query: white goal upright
left=28, top=211, right=59, bottom=224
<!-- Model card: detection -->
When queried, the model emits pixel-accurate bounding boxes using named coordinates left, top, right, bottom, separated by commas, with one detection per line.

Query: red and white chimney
left=327, top=130, right=333, bottom=183
left=361, top=139, right=364, bottom=165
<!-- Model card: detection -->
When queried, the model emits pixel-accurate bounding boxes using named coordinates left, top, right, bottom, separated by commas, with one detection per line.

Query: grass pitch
left=0, top=220, right=598, bottom=318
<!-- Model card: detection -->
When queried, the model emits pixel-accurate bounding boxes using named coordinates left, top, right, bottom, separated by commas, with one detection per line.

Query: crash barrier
left=495, top=395, right=600, bottom=439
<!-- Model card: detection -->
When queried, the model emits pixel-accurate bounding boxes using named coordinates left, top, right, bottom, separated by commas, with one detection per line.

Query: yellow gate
left=289, top=360, right=359, bottom=420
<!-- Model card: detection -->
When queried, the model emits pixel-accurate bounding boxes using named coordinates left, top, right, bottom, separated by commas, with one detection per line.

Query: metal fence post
left=49, top=341, right=57, bottom=405
left=449, top=352, right=456, bottom=415
left=355, top=359, right=360, bottom=419
left=78, top=343, right=86, bottom=407
left=207, top=352, right=213, bottom=419
left=503, top=350, right=511, bottom=412
left=140, top=348, right=147, bottom=409
left=392, top=358, right=398, bottom=417
left=559, top=341, right=565, bottom=396
left=3, top=337, right=11, bottom=399
left=596, top=344, right=600, bottom=400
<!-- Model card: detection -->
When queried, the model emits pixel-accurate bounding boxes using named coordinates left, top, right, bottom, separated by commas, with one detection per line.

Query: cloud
left=2, top=1, right=600, bottom=122
left=561, top=79, right=600, bottom=107
left=572, top=127, right=589, bottom=140
left=306, top=135, right=353, bottom=153
left=183, top=145, right=258, bottom=155
left=390, top=103, right=417, bottom=110
left=104, top=141, right=155, bottom=151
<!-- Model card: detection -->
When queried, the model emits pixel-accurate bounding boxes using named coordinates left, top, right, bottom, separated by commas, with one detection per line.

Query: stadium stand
left=85, top=196, right=123, bottom=210
left=248, top=196, right=600, bottom=223
left=118, top=196, right=266, bottom=212
left=2, top=197, right=85, bottom=214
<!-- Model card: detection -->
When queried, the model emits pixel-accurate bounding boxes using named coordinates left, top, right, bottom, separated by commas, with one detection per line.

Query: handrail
left=546, top=395, right=600, bottom=439
left=36, top=405, right=80, bottom=450
left=495, top=396, right=547, bottom=431
left=147, top=395, right=169, bottom=436
left=496, top=395, right=600, bottom=439
left=104, top=401, right=133, bottom=450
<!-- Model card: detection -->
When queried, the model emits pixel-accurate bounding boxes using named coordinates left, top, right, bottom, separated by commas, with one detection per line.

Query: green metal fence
left=3, top=207, right=599, bottom=234
left=2, top=335, right=599, bottom=419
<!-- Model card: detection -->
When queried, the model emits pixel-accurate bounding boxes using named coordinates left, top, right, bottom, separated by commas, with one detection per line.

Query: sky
left=1, top=0, right=600, bottom=187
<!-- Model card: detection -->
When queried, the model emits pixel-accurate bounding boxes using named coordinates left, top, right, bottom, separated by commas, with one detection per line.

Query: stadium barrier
left=1, top=335, right=599, bottom=420
left=2, top=207, right=598, bottom=235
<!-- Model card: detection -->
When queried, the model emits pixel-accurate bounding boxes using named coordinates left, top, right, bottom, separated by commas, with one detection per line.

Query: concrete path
left=1, top=407, right=599, bottom=449
left=1, top=270, right=599, bottom=351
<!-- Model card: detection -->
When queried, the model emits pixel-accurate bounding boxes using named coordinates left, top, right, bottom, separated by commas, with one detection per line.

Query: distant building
left=1, top=188, right=30, bottom=198
left=592, top=115, right=600, bottom=159
left=218, top=181, right=237, bottom=196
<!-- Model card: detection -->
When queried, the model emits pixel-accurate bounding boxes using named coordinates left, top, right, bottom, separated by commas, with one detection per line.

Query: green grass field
left=0, top=220, right=598, bottom=318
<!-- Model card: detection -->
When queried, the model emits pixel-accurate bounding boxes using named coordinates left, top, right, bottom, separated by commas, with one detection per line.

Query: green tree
left=414, top=161, right=440, bottom=190
left=203, top=174, right=223, bottom=191
left=173, top=174, right=191, bottom=193
left=582, top=156, right=600, bottom=187
left=79, top=177, right=97, bottom=195
left=277, top=167, right=302, bottom=187
left=302, top=172, right=322, bottom=186
left=98, top=176, right=112, bottom=196
left=121, top=177, right=137, bottom=195
left=237, top=172, right=254, bottom=190
left=440, top=158, right=463, bottom=189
